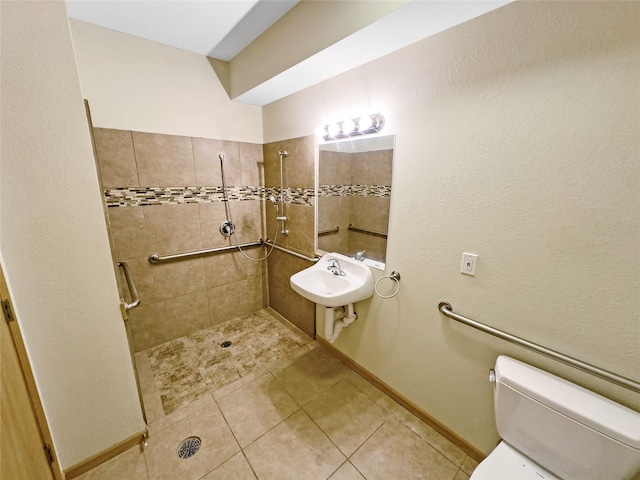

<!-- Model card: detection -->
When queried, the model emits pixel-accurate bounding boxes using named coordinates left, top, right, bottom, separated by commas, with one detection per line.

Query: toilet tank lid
left=495, top=356, right=640, bottom=449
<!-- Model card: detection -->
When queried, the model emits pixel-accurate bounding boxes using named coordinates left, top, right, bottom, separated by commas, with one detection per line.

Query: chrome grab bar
left=263, top=239, right=319, bottom=263
left=348, top=224, right=387, bottom=238
left=117, top=262, right=140, bottom=311
left=318, top=226, right=340, bottom=236
left=438, top=302, right=640, bottom=393
left=148, top=240, right=263, bottom=263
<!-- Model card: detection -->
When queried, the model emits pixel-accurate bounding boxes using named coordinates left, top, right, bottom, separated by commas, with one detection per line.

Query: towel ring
left=374, top=271, right=401, bottom=298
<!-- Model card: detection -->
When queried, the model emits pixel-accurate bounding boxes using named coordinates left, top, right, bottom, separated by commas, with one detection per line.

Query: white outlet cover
left=461, top=253, right=477, bottom=276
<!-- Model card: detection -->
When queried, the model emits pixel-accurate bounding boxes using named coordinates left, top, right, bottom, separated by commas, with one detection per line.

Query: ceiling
left=65, top=0, right=512, bottom=106
left=65, top=0, right=300, bottom=61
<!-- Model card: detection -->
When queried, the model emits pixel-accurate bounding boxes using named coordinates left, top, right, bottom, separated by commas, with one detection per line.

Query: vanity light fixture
left=323, top=113, right=385, bottom=141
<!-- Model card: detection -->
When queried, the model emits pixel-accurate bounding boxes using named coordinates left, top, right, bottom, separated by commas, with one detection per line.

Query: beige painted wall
left=69, top=19, right=263, bottom=143
left=0, top=1, right=145, bottom=470
left=263, top=1, right=640, bottom=453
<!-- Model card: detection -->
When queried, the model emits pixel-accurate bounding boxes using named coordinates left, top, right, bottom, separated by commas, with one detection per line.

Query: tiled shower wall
left=263, top=137, right=316, bottom=337
left=93, top=128, right=268, bottom=351
left=318, top=149, right=392, bottom=262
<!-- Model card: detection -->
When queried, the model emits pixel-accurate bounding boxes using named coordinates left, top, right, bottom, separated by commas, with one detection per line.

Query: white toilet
left=471, top=356, right=640, bottom=480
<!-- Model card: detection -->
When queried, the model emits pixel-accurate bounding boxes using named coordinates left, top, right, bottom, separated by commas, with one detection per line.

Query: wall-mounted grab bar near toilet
left=438, top=302, right=640, bottom=393
left=118, top=262, right=140, bottom=311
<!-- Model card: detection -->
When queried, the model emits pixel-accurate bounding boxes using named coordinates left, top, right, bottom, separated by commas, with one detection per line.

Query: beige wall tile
left=151, top=257, right=207, bottom=300
left=238, top=142, right=263, bottom=186
left=267, top=250, right=315, bottom=337
left=132, top=131, right=195, bottom=186
left=198, top=202, right=234, bottom=249
left=352, top=150, right=392, bottom=186
left=193, top=137, right=239, bottom=187
left=144, top=204, right=203, bottom=254
left=156, top=290, right=210, bottom=342
left=203, top=251, right=247, bottom=288
left=108, top=206, right=149, bottom=260
left=372, top=197, right=390, bottom=233
left=234, top=200, right=262, bottom=243
left=263, top=140, right=287, bottom=187
left=207, top=276, right=265, bottom=325
left=284, top=203, right=314, bottom=256
left=284, top=135, right=315, bottom=189
left=319, top=151, right=351, bottom=186
left=93, top=128, right=139, bottom=188
left=128, top=303, right=164, bottom=351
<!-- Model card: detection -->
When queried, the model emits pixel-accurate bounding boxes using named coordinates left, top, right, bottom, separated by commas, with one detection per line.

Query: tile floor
left=77, top=309, right=478, bottom=480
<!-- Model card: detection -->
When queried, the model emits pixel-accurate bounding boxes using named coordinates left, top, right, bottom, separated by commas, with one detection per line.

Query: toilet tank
left=493, top=356, right=640, bottom=480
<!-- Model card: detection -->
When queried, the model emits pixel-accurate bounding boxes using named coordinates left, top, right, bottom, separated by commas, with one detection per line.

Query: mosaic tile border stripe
left=105, top=186, right=315, bottom=207
left=319, top=184, right=391, bottom=198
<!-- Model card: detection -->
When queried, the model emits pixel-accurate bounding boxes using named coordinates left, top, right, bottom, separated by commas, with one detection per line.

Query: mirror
left=317, top=134, right=394, bottom=270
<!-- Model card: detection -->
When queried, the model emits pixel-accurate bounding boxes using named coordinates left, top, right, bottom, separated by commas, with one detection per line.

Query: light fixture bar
left=323, top=113, right=385, bottom=141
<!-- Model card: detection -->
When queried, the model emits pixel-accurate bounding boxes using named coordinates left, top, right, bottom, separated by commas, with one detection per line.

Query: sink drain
left=177, top=436, right=201, bottom=459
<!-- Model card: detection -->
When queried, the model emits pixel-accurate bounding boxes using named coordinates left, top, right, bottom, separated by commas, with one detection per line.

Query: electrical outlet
left=461, top=253, right=477, bottom=276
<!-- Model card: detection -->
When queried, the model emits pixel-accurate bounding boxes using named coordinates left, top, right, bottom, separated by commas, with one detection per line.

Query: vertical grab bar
left=118, top=262, right=140, bottom=311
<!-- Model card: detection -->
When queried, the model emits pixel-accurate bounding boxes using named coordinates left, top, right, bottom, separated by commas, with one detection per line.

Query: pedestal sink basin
left=290, top=252, right=374, bottom=307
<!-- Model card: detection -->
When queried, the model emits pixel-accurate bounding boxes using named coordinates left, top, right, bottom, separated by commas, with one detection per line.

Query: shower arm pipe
left=148, top=240, right=264, bottom=264
left=117, top=262, right=140, bottom=311
left=263, top=239, right=319, bottom=263
left=438, top=302, right=640, bottom=393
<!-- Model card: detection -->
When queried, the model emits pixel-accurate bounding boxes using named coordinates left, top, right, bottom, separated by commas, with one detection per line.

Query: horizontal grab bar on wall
left=148, top=240, right=263, bottom=264
left=117, top=262, right=140, bottom=311
left=318, top=226, right=339, bottom=236
left=263, top=239, right=319, bottom=263
left=348, top=224, right=388, bottom=238
left=438, top=302, right=640, bottom=393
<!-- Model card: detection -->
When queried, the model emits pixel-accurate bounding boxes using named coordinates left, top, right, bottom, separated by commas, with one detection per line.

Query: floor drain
left=177, top=437, right=201, bottom=459
left=220, top=341, right=232, bottom=348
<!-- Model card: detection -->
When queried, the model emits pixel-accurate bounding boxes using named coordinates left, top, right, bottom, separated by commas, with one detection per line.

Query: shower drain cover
left=177, top=436, right=201, bottom=459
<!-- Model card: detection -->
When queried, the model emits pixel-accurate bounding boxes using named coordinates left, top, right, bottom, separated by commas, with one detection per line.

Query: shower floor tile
left=84, top=335, right=478, bottom=480
left=141, top=309, right=313, bottom=417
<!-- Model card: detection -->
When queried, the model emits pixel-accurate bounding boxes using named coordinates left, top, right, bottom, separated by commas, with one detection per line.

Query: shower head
left=267, top=195, right=278, bottom=206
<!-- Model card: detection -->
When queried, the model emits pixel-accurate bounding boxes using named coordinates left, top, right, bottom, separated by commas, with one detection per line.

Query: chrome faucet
left=327, top=259, right=346, bottom=276
left=355, top=250, right=366, bottom=261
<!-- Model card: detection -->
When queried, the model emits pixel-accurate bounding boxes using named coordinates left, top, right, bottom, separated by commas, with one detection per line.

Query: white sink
left=290, top=252, right=374, bottom=307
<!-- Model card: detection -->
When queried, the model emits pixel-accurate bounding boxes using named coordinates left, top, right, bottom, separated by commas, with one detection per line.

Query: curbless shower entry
left=135, top=309, right=313, bottom=420
left=91, top=125, right=319, bottom=422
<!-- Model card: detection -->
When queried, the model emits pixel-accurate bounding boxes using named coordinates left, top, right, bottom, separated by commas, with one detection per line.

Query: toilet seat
left=470, top=441, right=559, bottom=480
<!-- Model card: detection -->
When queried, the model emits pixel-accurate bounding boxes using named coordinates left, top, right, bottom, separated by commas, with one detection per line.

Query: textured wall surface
left=263, top=1, right=640, bottom=453
left=0, top=2, right=145, bottom=469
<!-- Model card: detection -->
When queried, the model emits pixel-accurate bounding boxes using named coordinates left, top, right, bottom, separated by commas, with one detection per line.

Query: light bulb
left=327, top=122, right=341, bottom=138
left=358, top=115, right=374, bottom=132
left=342, top=119, right=356, bottom=135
